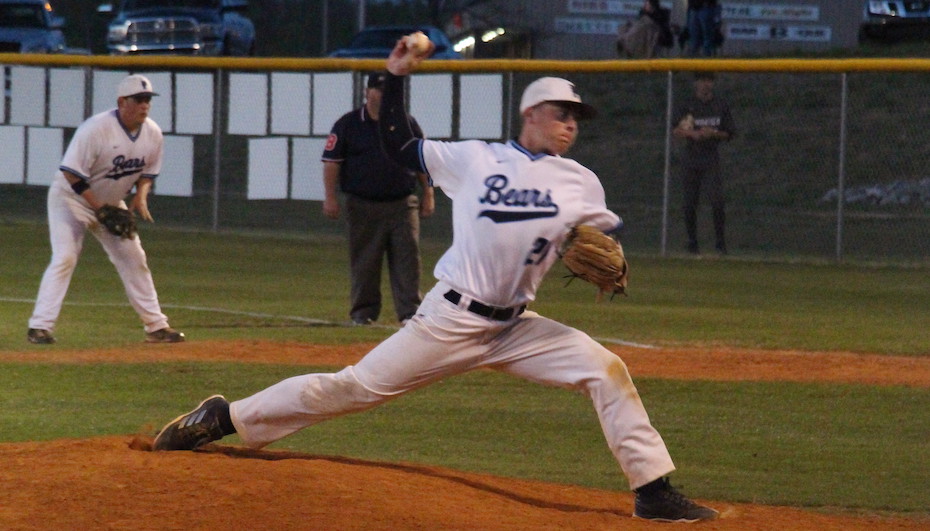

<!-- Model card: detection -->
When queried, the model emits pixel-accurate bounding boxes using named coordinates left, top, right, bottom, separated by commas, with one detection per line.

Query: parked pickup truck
left=860, top=0, right=930, bottom=41
left=0, top=0, right=67, bottom=53
left=98, top=0, right=255, bottom=56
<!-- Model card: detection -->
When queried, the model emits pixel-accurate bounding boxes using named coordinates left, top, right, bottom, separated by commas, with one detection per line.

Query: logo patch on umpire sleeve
left=325, top=133, right=338, bottom=151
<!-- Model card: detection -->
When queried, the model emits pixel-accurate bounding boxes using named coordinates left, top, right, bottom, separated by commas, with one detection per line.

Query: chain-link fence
left=1, top=56, right=928, bottom=264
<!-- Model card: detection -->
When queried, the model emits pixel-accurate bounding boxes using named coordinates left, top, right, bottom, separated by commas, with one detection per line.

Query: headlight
left=199, top=23, right=222, bottom=39
left=868, top=1, right=895, bottom=16
left=108, top=21, right=130, bottom=41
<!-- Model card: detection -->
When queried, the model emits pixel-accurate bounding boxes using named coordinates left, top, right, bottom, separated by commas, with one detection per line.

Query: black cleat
left=145, top=327, right=185, bottom=343
left=27, top=328, right=56, bottom=344
left=153, top=395, right=229, bottom=451
left=634, top=477, right=719, bottom=523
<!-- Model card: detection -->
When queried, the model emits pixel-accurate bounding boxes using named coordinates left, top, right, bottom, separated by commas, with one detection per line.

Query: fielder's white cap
left=519, top=77, right=597, bottom=120
left=117, top=74, right=159, bottom=98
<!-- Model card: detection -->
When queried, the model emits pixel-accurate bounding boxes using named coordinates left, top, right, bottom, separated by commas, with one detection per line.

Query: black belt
left=444, top=290, right=526, bottom=321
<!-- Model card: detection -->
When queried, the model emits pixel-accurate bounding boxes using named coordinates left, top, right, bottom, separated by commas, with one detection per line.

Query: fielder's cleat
left=27, top=328, right=56, bottom=344
left=145, top=327, right=185, bottom=343
left=153, top=395, right=229, bottom=451
left=633, top=477, right=719, bottom=523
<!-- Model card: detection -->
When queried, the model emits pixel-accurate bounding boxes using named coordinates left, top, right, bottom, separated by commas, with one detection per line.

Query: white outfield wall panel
left=93, top=70, right=128, bottom=115
left=247, top=137, right=289, bottom=200
left=10, top=67, right=45, bottom=126
left=49, top=68, right=86, bottom=128
left=0, top=126, right=25, bottom=184
left=26, top=127, right=63, bottom=187
left=176, top=73, right=214, bottom=135
left=459, top=75, right=503, bottom=140
left=312, top=73, right=353, bottom=136
left=157, top=135, right=195, bottom=197
left=271, top=72, right=311, bottom=136
left=410, top=74, right=453, bottom=139
left=291, top=137, right=327, bottom=201
left=229, top=73, right=268, bottom=136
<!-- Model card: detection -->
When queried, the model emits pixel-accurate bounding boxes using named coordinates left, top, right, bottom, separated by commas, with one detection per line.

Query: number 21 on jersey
left=524, top=237, right=552, bottom=265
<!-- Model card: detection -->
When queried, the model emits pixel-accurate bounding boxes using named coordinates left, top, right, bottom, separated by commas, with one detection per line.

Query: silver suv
left=99, top=0, right=255, bottom=55
left=0, top=0, right=66, bottom=53
left=861, top=0, right=930, bottom=41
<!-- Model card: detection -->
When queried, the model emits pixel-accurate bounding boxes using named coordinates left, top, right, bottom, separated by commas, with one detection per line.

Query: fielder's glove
left=678, top=113, right=695, bottom=131
left=560, top=225, right=629, bottom=299
left=96, top=205, right=137, bottom=239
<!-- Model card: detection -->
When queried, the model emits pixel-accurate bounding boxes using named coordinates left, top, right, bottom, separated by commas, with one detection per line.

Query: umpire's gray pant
left=345, top=194, right=422, bottom=323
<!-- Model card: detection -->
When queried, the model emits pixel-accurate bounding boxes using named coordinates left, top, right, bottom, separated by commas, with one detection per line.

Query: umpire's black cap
left=367, top=72, right=386, bottom=89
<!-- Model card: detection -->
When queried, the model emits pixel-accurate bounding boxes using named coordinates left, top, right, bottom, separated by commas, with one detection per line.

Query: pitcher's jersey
left=55, top=109, right=163, bottom=205
left=421, top=139, right=621, bottom=307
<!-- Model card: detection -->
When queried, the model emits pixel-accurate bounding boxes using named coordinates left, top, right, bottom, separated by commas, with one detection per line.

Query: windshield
left=123, top=0, right=220, bottom=9
left=0, top=5, right=46, bottom=28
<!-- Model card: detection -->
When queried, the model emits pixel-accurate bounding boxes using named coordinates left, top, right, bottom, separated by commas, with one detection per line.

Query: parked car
left=0, top=0, right=67, bottom=53
left=860, top=0, right=930, bottom=41
left=329, top=25, right=462, bottom=59
left=98, top=0, right=255, bottom=56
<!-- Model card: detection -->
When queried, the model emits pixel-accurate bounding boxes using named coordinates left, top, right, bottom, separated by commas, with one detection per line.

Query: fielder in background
left=672, top=71, right=736, bottom=255
left=322, top=72, right=435, bottom=325
left=153, top=38, right=717, bottom=523
left=27, top=74, right=185, bottom=345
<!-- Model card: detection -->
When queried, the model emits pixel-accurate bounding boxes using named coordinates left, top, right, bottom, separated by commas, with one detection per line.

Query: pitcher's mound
left=0, top=436, right=922, bottom=530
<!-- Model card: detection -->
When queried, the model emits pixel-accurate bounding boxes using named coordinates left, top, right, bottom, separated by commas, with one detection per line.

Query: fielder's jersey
left=421, top=139, right=621, bottom=307
left=55, top=109, right=163, bottom=205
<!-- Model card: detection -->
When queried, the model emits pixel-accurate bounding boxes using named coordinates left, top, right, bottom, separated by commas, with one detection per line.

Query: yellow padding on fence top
left=3, top=53, right=930, bottom=73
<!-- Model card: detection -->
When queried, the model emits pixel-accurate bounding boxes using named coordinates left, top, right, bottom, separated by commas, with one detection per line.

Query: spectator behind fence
left=616, top=0, right=674, bottom=58
left=322, top=72, right=435, bottom=326
left=672, top=72, right=736, bottom=255
left=686, top=0, right=722, bottom=56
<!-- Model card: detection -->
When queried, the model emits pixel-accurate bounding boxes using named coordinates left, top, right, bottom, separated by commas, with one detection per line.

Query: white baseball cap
left=519, top=77, right=597, bottom=120
left=117, top=74, right=159, bottom=98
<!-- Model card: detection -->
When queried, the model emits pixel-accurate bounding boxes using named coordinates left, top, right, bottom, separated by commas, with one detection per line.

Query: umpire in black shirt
left=322, top=72, right=435, bottom=325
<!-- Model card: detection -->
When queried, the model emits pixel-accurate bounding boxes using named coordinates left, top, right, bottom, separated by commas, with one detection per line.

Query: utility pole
left=358, top=0, right=365, bottom=31
left=321, top=0, right=328, bottom=55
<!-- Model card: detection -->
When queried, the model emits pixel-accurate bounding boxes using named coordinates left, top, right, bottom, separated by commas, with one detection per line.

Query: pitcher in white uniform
left=153, top=42, right=717, bottom=523
left=27, top=74, right=184, bottom=345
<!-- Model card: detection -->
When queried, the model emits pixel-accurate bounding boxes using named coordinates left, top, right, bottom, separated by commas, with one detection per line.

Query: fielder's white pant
left=29, top=184, right=170, bottom=333
left=231, top=281, right=676, bottom=489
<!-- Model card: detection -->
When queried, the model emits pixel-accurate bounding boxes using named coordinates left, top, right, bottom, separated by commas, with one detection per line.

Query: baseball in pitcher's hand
left=386, top=38, right=434, bottom=76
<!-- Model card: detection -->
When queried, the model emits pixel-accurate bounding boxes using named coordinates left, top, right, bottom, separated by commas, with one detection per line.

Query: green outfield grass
left=0, top=221, right=928, bottom=519
left=2, top=221, right=928, bottom=353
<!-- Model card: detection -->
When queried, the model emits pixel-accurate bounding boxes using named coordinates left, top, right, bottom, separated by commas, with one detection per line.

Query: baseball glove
left=96, top=205, right=137, bottom=239
left=560, top=225, right=629, bottom=299
left=678, top=113, right=695, bottom=131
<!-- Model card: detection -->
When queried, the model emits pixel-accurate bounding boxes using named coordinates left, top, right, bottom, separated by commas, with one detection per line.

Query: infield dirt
left=1, top=340, right=927, bottom=530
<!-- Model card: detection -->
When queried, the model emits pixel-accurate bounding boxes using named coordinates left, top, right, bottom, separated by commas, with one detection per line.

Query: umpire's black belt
left=444, top=290, right=526, bottom=321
